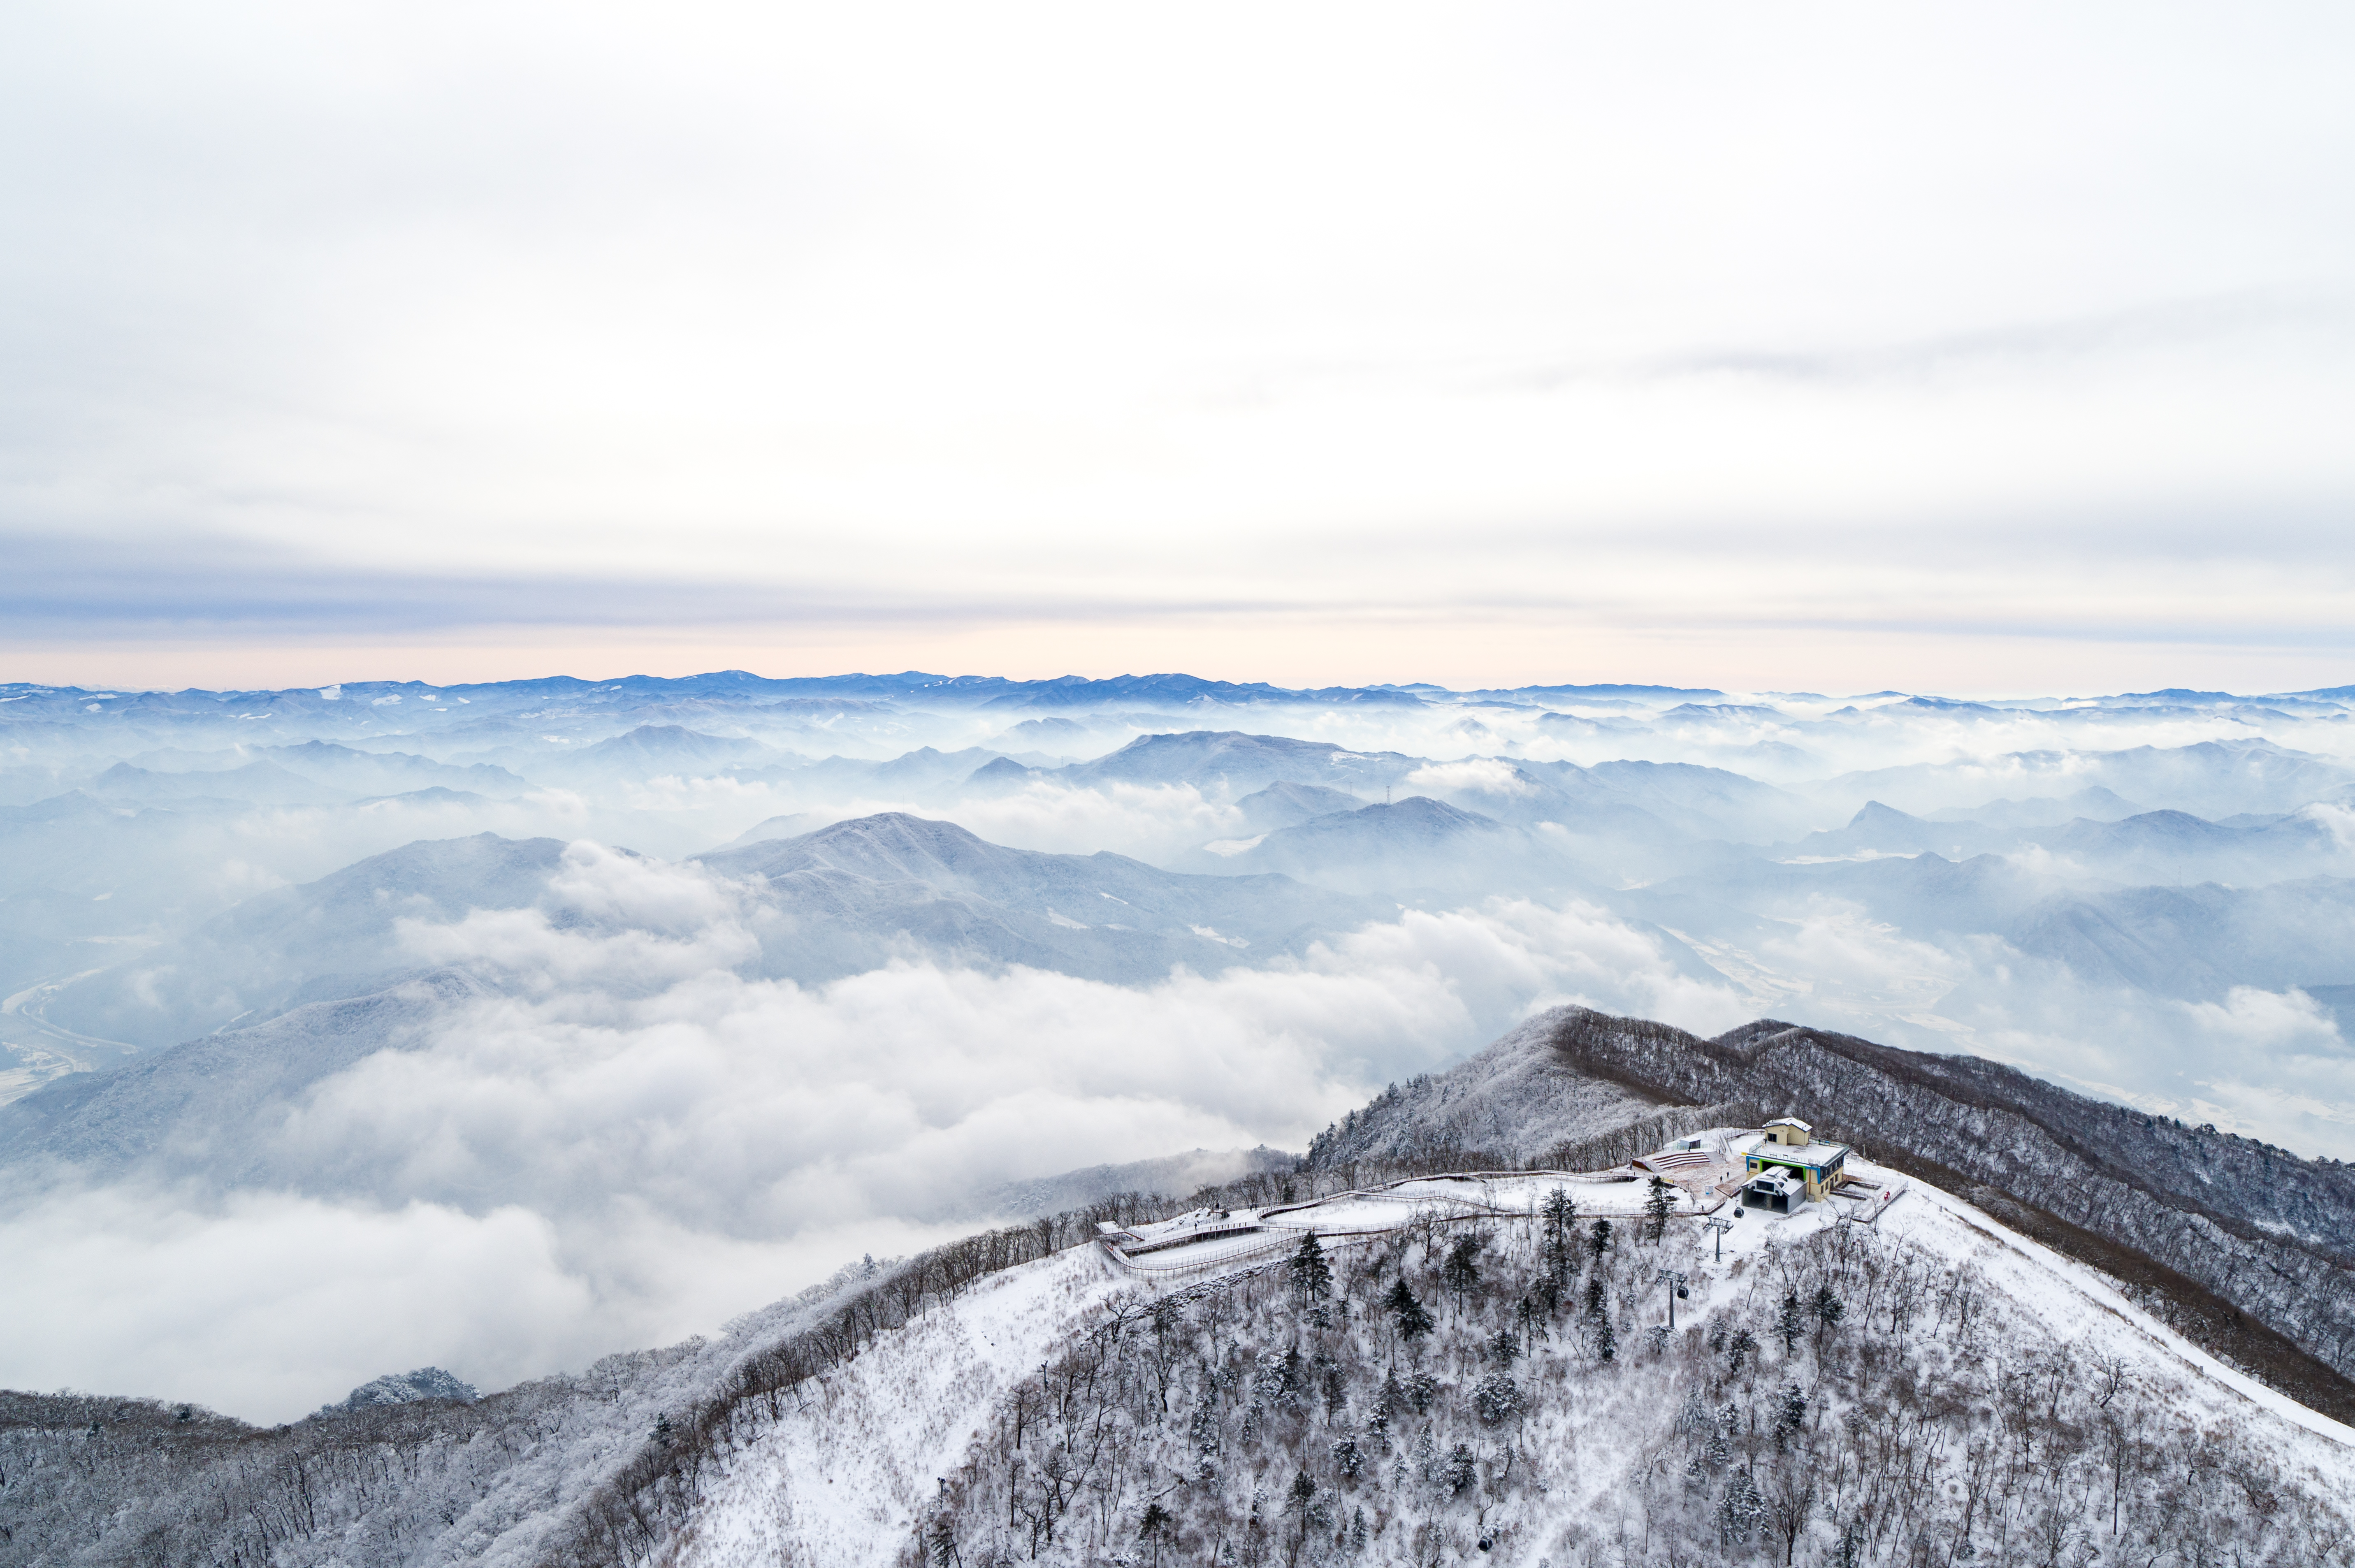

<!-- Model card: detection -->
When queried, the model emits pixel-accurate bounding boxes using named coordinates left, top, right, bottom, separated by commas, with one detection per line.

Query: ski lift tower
left=1701, top=1215, right=1733, bottom=1261
left=1656, top=1268, right=1689, bottom=1330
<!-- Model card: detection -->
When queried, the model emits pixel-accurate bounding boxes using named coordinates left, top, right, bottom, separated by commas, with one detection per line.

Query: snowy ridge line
left=1545, top=1005, right=2355, bottom=1400
left=534, top=1174, right=1323, bottom=1568
left=1102, top=1161, right=1742, bottom=1288
left=561, top=1155, right=1559, bottom=1566
left=1098, top=1228, right=1381, bottom=1280
left=1099, top=1175, right=1575, bottom=1282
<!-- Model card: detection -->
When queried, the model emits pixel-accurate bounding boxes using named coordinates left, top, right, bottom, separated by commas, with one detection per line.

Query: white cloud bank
left=0, top=847, right=1747, bottom=1422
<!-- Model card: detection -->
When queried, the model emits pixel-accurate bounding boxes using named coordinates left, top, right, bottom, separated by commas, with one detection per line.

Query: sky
left=4, top=1, right=2353, bottom=694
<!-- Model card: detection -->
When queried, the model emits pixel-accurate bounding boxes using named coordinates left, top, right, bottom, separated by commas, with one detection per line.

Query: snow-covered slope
left=670, top=1255, right=1140, bottom=1568
left=1304, top=1011, right=1668, bottom=1169
left=665, top=1158, right=2355, bottom=1568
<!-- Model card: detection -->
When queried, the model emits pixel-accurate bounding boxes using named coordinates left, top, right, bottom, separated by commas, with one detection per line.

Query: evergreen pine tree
left=1775, top=1289, right=1806, bottom=1356
left=1717, top=1468, right=1763, bottom=1545
left=1703, top=1412, right=1731, bottom=1471
left=1384, top=1279, right=1435, bottom=1343
left=1594, top=1309, right=1617, bottom=1363
left=1443, top=1442, right=1478, bottom=1494
left=1541, top=1187, right=1578, bottom=1297
left=1189, top=1396, right=1221, bottom=1457
left=1587, top=1218, right=1613, bottom=1262
left=1774, top=1382, right=1807, bottom=1445
left=1812, top=1282, right=1846, bottom=1339
left=1441, top=1233, right=1483, bottom=1304
left=1644, top=1176, right=1676, bottom=1242
left=1411, top=1426, right=1439, bottom=1487
left=1288, top=1229, right=1333, bottom=1309
left=1515, top=1294, right=1543, bottom=1355
left=1472, top=1372, right=1524, bottom=1427
left=1137, top=1502, right=1173, bottom=1568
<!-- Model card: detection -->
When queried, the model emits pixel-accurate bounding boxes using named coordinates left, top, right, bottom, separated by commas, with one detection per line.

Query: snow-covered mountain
left=9, top=1007, right=2355, bottom=1568
left=671, top=1156, right=2355, bottom=1568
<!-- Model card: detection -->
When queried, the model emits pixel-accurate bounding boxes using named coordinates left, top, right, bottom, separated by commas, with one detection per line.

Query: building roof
left=1749, top=1139, right=1852, bottom=1165
left=1764, top=1116, right=1812, bottom=1131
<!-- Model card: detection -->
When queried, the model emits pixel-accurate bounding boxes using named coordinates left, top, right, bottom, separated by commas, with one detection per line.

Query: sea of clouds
left=8, top=694, right=2355, bottom=1421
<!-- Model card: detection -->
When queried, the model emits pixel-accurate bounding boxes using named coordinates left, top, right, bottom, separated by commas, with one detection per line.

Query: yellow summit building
left=1742, top=1117, right=1852, bottom=1211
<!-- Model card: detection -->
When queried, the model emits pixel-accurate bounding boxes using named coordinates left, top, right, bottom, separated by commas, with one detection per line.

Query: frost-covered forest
left=914, top=1205, right=2350, bottom=1567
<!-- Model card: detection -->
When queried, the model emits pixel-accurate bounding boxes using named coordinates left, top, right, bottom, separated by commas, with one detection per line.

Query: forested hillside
left=1525, top=1008, right=2355, bottom=1413
left=694, top=1178, right=2353, bottom=1568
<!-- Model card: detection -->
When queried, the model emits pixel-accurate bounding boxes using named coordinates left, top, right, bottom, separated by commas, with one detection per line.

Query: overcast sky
left=4, top=2, right=2351, bottom=694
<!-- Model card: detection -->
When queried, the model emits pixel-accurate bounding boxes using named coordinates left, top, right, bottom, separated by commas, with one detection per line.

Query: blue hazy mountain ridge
left=700, top=812, right=1384, bottom=984
left=1813, top=739, right=2355, bottom=819
left=2001, top=880, right=2355, bottom=1000
left=244, top=742, right=529, bottom=798
left=0, top=970, right=494, bottom=1184
left=1634, top=845, right=2355, bottom=1002
left=39, top=835, right=574, bottom=1048
left=539, top=723, right=778, bottom=775
left=5, top=672, right=2355, bottom=735
left=1547, top=757, right=1818, bottom=841
left=0, top=791, right=499, bottom=965
left=1780, top=800, right=1965, bottom=857
left=1231, top=780, right=1365, bottom=833
left=84, top=760, right=351, bottom=807
left=37, top=815, right=1391, bottom=1050
left=1779, top=800, right=2355, bottom=886
left=1052, top=730, right=1424, bottom=794
left=64, top=747, right=527, bottom=810
left=785, top=746, right=1013, bottom=797
left=1922, top=785, right=2146, bottom=826
left=1028, top=731, right=1814, bottom=851
left=539, top=727, right=1014, bottom=804
left=3, top=818, right=1397, bottom=1179
left=1198, top=796, right=1569, bottom=900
